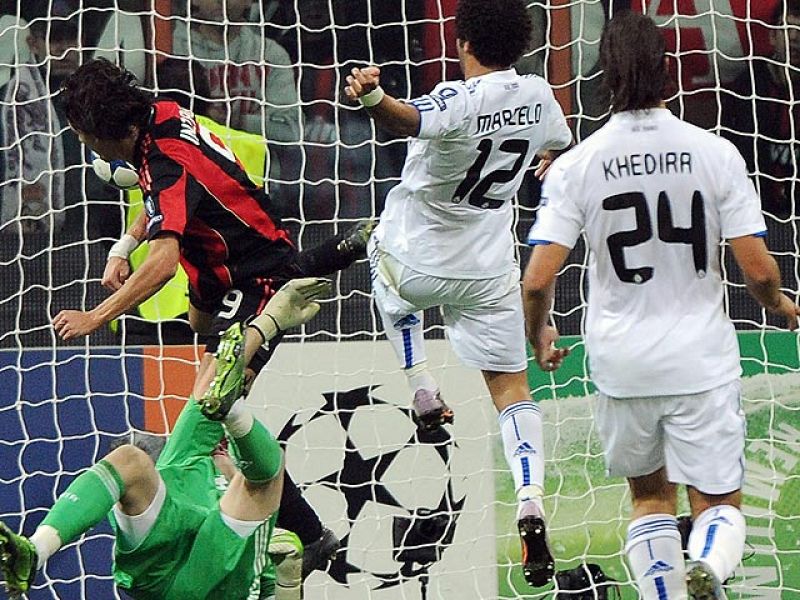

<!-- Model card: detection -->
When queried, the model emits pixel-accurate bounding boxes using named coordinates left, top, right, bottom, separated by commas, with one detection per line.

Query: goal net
left=0, top=1, right=797, bottom=598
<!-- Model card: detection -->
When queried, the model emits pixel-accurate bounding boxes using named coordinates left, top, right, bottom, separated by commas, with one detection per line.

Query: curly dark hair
left=60, top=58, right=153, bottom=140
left=599, top=11, right=666, bottom=113
left=455, top=0, right=532, bottom=69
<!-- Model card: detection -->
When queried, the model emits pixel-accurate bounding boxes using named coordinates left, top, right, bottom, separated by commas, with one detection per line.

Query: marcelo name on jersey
left=476, top=102, right=542, bottom=134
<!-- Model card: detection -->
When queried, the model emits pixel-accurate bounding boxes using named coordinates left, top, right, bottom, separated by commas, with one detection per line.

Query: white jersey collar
left=467, top=67, right=519, bottom=84
left=609, top=107, right=674, bottom=123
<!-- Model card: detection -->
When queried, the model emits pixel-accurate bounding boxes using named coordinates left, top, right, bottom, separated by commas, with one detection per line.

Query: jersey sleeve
left=541, top=83, right=572, bottom=151
left=411, top=81, right=471, bottom=139
left=719, top=143, right=767, bottom=239
left=144, top=152, right=197, bottom=240
left=527, top=161, right=583, bottom=248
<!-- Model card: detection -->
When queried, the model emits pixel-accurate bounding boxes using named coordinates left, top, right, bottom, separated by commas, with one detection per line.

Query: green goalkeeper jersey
left=109, top=400, right=276, bottom=599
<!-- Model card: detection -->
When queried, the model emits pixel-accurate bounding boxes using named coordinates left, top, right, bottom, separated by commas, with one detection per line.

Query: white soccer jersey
left=529, top=108, right=766, bottom=397
left=375, top=68, right=571, bottom=279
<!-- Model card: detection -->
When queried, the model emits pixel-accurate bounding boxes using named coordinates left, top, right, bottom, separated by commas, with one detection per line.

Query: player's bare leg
left=485, top=370, right=553, bottom=587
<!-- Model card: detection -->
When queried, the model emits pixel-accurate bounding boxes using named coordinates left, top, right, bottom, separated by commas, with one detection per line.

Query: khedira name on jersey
left=602, top=151, right=693, bottom=181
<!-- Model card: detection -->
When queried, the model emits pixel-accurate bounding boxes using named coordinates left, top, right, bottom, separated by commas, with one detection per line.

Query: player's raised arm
left=345, top=66, right=421, bottom=137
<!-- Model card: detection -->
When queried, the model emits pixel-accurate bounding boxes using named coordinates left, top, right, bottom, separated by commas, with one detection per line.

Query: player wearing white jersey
left=523, top=12, right=800, bottom=600
left=344, top=0, right=571, bottom=588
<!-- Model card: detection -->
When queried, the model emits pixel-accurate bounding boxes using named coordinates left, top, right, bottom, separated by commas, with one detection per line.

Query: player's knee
left=105, top=444, right=156, bottom=487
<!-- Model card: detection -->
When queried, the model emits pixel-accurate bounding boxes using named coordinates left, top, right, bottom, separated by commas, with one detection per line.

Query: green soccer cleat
left=201, top=322, right=247, bottom=421
left=0, top=521, right=37, bottom=598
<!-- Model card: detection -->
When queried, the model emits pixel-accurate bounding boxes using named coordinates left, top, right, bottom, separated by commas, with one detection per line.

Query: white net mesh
left=0, top=1, right=798, bottom=598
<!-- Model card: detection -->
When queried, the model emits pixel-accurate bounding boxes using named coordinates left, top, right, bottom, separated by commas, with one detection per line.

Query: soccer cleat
left=686, top=561, right=726, bottom=600
left=0, top=521, right=37, bottom=598
left=336, top=219, right=376, bottom=259
left=201, top=323, right=246, bottom=421
left=301, top=527, right=341, bottom=579
left=411, top=389, right=454, bottom=432
left=518, top=503, right=555, bottom=587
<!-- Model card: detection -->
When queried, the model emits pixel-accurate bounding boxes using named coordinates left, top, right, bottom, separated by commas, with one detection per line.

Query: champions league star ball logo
left=276, top=386, right=466, bottom=596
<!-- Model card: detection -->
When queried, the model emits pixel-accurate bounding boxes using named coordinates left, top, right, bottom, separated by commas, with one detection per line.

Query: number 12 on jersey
left=604, top=190, right=707, bottom=284
left=452, top=138, right=530, bottom=209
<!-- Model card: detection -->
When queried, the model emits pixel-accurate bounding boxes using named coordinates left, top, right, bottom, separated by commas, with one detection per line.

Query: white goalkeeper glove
left=269, top=528, right=304, bottom=600
left=249, top=277, right=332, bottom=347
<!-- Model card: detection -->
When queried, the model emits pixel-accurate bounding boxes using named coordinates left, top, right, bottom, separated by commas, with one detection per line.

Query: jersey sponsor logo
left=643, top=560, right=674, bottom=577
left=601, top=151, right=693, bottom=181
left=476, top=103, right=542, bottom=134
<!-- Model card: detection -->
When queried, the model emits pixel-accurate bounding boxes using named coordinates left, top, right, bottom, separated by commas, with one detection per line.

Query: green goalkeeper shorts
left=113, top=466, right=275, bottom=600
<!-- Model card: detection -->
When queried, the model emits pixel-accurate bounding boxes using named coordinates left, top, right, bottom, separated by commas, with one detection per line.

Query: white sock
left=405, top=361, right=438, bottom=394
left=688, top=504, right=745, bottom=582
left=379, top=309, right=427, bottom=373
left=224, top=398, right=254, bottom=438
left=626, top=514, right=687, bottom=600
left=30, top=525, right=61, bottom=570
left=498, top=401, right=545, bottom=506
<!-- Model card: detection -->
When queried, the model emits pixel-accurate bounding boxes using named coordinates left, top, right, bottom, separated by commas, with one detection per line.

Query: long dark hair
left=61, top=58, right=153, bottom=139
left=599, top=11, right=666, bottom=112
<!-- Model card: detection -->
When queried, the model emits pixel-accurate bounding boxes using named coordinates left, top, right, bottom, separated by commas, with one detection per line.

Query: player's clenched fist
left=102, top=257, right=132, bottom=291
left=344, top=66, right=381, bottom=102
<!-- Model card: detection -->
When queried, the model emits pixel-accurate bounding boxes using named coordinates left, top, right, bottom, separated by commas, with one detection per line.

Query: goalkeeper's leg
left=1, top=444, right=159, bottom=597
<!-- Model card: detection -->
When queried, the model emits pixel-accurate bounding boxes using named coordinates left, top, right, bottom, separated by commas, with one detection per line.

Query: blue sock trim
left=701, top=523, right=718, bottom=559
left=498, top=401, right=540, bottom=425
left=520, top=456, right=531, bottom=486
left=402, top=328, right=413, bottom=369
left=655, top=576, right=668, bottom=600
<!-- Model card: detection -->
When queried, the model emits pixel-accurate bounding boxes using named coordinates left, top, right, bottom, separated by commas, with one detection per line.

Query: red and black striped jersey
left=134, top=100, right=295, bottom=307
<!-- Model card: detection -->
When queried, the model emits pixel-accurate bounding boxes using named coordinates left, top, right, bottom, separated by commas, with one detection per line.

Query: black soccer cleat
left=411, top=389, right=454, bottom=432
left=336, top=219, right=376, bottom=259
left=519, top=513, right=555, bottom=587
left=301, top=527, right=341, bottom=580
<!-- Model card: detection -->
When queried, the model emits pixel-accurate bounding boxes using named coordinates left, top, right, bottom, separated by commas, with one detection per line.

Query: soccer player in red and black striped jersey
left=52, top=58, right=360, bottom=579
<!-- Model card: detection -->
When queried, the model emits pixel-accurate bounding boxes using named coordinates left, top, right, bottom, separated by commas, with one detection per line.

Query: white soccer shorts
left=369, top=238, right=527, bottom=373
left=594, top=380, right=746, bottom=495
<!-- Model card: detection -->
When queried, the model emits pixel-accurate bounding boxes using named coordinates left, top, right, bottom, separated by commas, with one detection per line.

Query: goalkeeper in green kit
left=0, top=278, right=329, bottom=599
